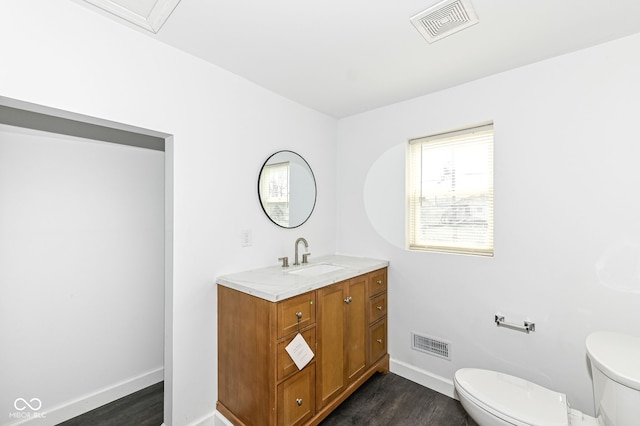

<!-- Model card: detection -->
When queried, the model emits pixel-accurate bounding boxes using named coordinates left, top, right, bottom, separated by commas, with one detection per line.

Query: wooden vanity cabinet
left=217, top=267, right=389, bottom=426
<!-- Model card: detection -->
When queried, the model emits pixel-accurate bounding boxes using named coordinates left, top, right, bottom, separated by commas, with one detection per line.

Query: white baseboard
left=213, top=411, right=233, bottom=426
left=8, top=367, right=164, bottom=426
left=187, top=410, right=230, bottom=426
left=183, top=410, right=223, bottom=426
left=390, top=358, right=457, bottom=399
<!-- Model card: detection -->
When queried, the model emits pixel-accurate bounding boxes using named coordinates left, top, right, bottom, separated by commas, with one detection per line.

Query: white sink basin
left=288, top=263, right=345, bottom=277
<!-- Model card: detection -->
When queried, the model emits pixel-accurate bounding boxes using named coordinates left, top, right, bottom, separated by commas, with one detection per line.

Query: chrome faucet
left=293, top=237, right=309, bottom=266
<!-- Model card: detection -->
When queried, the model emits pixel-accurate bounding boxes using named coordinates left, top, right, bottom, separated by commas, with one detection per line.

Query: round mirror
left=258, top=150, right=316, bottom=228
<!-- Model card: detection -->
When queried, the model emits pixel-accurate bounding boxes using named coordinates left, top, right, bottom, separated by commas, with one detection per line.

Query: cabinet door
left=369, top=317, right=387, bottom=363
left=316, top=282, right=346, bottom=408
left=278, top=291, right=316, bottom=339
left=278, top=328, right=316, bottom=381
left=368, top=268, right=387, bottom=297
left=278, top=367, right=315, bottom=426
left=346, top=275, right=366, bottom=383
left=369, top=292, right=387, bottom=324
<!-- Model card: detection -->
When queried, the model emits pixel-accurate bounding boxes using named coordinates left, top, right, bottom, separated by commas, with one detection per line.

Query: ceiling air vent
left=410, top=0, right=479, bottom=44
left=83, top=0, right=182, bottom=33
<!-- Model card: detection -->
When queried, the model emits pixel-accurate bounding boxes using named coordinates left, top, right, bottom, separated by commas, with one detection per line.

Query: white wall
left=0, top=125, right=164, bottom=425
left=336, top=33, right=640, bottom=414
left=0, top=0, right=337, bottom=425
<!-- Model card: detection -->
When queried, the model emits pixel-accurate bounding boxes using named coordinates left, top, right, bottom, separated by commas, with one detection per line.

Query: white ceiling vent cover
left=411, top=0, right=479, bottom=44
left=412, top=332, right=452, bottom=360
left=83, top=0, right=182, bottom=33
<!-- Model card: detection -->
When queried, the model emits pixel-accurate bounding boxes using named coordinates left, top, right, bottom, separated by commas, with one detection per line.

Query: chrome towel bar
left=495, top=314, right=535, bottom=334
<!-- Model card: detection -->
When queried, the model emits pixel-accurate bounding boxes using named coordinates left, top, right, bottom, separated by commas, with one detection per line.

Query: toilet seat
left=454, top=368, right=569, bottom=426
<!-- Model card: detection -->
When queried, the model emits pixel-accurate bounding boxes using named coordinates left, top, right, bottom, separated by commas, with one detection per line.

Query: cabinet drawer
left=278, top=292, right=316, bottom=339
left=369, top=318, right=387, bottom=363
left=277, top=328, right=316, bottom=381
left=278, top=367, right=315, bottom=426
left=367, top=269, right=387, bottom=297
left=368, top=293, right=387, bottom=324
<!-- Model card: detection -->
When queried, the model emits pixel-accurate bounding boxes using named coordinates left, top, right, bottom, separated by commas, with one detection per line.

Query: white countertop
left=217, top=255, right=389, bottom=302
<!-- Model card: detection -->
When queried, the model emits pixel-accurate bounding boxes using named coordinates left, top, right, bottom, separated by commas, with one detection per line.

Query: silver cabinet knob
left=377, top=339, right=383, bottom=344
left=377, top=280, right=382, bottom=285
left=296, top=398, right=303, bottom=406
left=376, top=306, right=383, bottom=311
left=296, top=311, right=302, bottom=319
left=344, top=296, right=352, bottom=304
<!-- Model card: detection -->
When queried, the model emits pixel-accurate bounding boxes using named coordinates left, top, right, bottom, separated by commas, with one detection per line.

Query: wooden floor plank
left=56, top=381, right=163, bottom=426
left=57, top=373, right=477, bottom=425
left=319, top=373, right=477, bottom=426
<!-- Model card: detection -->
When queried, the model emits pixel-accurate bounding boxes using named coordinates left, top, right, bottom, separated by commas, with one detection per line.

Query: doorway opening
left=0, top=96, right=173, bottom=425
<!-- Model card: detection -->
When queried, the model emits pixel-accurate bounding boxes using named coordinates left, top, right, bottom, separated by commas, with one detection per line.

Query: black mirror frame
left=257, top=150, right=317, bottom=229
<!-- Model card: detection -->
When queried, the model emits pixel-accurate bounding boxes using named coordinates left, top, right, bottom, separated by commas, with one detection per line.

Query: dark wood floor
left=320, top=373, right=477, bottom=426
left=56, top=373, right=476, bottom=425
left=56, top=381, right=163, bottom=426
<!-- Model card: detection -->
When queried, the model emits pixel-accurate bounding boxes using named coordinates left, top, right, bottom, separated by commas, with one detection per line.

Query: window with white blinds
left=408, top=123, right=494, bottom=256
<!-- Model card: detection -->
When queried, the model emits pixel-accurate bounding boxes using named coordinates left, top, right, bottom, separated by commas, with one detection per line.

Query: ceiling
left=82, top=0, right=640, bottom=118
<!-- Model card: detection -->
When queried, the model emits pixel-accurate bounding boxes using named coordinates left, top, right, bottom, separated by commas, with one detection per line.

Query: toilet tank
left=586, top=332, right=640, bottom=426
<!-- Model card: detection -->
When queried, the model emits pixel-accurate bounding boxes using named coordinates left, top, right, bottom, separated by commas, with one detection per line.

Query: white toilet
left=454, top=331, right=640, bottom=426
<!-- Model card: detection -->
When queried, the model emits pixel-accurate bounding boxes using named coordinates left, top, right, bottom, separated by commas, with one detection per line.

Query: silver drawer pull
left=376, top=339, right=383, bottom=344
left=295, top=312, right=302, bottom=319
left=376, top=306, right=383, bottom=311
left=296, top=398, right=303, bottom=406
left=377, top=280, right=382, bottom=285
left=344, top=296, right=352, bottom=304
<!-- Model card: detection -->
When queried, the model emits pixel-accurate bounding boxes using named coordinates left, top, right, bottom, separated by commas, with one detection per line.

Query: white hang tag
left=285, top=332, right=314, bottom=370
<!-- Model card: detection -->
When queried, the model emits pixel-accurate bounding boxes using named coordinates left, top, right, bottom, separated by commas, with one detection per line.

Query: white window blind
left=259, top=161, right=290, bottom=227
left=408, top=123, right=494, bottom=256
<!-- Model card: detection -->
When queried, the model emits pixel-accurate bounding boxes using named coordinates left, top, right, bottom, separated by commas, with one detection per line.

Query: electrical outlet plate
left=240, top=229, right=252, bottom=247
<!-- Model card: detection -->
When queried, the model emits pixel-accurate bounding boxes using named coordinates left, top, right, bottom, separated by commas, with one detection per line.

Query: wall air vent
left=410, top=0, right=479, bottom=44
left=412, top=332, right=451, bottom=360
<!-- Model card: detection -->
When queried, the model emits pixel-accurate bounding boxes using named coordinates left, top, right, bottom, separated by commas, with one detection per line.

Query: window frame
left=407, top=123, right=494, bottom=257
left=259, top=161, right=290, bottom=227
